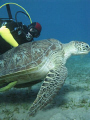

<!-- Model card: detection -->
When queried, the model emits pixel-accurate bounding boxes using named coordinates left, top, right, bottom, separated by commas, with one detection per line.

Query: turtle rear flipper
left=28, top=65, right=67, bottom=116
left=0, top=81, right=17, bottom=92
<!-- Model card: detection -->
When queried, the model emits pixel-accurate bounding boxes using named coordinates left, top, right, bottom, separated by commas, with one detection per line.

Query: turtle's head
left=73, top=41, right=90, bottom=55
left=63, top=41, right=90, bottom=61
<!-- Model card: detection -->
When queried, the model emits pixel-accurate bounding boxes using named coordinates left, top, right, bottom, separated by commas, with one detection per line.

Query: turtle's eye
left=85, top=45, right=90, bottom=50
left=86, top=45, right=89, bottom=48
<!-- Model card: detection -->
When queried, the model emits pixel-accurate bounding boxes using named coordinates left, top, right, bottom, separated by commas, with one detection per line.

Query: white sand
left=0, top=55, right=90, bottom=120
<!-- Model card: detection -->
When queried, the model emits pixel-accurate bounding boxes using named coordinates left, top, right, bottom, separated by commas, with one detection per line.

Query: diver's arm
left=0, top=26, right=19, bottom=47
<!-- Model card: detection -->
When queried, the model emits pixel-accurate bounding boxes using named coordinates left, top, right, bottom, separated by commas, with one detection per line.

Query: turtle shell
left=0, top=38, right=63, bottom=85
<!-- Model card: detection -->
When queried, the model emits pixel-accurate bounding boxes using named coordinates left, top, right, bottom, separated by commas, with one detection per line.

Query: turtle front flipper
left=0, top=81, right=17, bottom=92
left=28, top=65, right=67, bottom=116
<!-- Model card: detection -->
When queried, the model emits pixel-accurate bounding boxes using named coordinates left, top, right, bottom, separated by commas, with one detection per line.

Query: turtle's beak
left=88, top=46, right=90, bottom=52
left=85, top=44, right=90, bottom=53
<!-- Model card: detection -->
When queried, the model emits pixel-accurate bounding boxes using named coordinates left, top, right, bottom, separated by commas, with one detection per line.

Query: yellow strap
left=0, top=2, right=32, bottom=24
left=0, top=26, right=19, bottom=47
left=0, top=81, right=17, bottom=92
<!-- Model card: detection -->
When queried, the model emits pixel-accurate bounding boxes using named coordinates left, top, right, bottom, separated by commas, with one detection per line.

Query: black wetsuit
left=0, top=19, right=32, bottom=54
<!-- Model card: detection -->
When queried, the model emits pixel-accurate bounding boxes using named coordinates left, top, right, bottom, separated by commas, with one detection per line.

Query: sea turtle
left=0, top=38, right=90, bottom=116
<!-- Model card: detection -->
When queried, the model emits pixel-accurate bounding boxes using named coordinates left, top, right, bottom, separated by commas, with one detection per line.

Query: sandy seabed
left=0, top=55, right=90, bottom=120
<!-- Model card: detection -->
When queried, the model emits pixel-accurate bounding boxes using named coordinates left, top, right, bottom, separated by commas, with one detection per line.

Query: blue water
left=0, top=0, right=90, bottom=120
left=0, top=0, right=90, bottom=43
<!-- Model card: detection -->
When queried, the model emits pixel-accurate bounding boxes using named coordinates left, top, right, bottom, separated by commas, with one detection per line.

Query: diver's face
left=29, top=28, right=39, bottom=37
left=30, top=28, right=34, bottom=32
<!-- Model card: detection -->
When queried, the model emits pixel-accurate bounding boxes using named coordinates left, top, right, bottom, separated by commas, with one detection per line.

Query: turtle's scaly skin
left=0, top=38, right=90, bottom=116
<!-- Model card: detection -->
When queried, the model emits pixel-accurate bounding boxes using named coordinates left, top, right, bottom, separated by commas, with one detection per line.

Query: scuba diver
left=0, top=3, right=42, bottom=54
